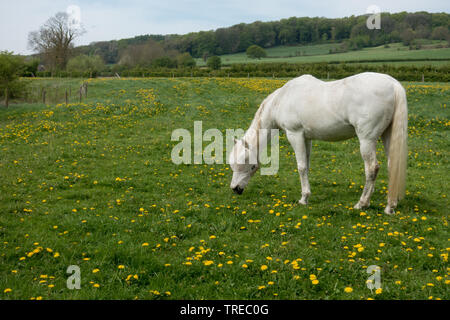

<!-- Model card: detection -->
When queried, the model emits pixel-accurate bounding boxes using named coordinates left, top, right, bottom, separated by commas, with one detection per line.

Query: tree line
left=76, top=11, right=449, bottom=64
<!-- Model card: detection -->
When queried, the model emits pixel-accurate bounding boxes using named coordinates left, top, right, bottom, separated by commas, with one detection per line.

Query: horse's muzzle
left=232, top=186, right=244, bottom=195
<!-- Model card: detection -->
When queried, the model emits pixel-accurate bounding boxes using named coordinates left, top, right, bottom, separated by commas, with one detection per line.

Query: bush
left=207, top=56, right=221, bottom=70
left=177, top=53, right=196, bottom=68
left=67, top=54, right=105, bottom=76
left=0, top=51, right=28, bottom=105
left=246, top=45, right=267, bottom=59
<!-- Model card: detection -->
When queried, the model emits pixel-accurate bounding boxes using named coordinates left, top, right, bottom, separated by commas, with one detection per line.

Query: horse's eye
left=251, top=165, right=256, bottom=170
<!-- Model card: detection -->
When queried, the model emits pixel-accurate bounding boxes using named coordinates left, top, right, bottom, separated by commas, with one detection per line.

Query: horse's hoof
left=384, top=207, right=395, bottom=215
left=354, top=202, right=367, bottom=210
left=299, top=199, right=308, bottom=205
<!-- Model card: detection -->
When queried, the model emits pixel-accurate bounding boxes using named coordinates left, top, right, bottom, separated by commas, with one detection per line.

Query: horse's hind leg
left=354, top=139, right=380, bottom=210
left=286, top=131, right=311, bottom=205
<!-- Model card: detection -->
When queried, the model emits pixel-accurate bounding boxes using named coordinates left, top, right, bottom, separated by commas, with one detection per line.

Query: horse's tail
left=387, top=82, right=408, bottom=205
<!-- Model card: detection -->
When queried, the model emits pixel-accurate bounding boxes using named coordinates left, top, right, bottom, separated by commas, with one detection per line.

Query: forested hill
left=76, top=11, right=450, bottom=64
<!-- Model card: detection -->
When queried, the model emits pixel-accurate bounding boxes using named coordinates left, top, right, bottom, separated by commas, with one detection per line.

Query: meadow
left=0, top=77, right=449, bottom=300
left=196, top=42, right=450, bottom=66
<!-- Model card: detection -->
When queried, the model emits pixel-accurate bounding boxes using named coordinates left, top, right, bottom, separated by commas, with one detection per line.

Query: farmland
left=196, top=41, right=450, bottom=66
left=0, top=77, right=449, bottom=300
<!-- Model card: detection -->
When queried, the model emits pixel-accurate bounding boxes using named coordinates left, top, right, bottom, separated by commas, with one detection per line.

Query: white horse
left=229, top=72, right=408, bottom=214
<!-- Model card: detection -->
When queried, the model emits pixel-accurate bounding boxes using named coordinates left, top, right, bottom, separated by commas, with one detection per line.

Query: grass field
left=196, top=42, right=450, bottom=66
left=0, top=77, right=449, bottom=300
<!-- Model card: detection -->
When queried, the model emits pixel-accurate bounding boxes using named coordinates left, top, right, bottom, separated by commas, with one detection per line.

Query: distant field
left=196, top=42, right=450, bottom=66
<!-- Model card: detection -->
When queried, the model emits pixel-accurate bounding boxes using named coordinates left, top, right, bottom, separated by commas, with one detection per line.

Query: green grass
left=0, top=77, right=449, bottom=300
left=196, top=41, right=450, bottom=66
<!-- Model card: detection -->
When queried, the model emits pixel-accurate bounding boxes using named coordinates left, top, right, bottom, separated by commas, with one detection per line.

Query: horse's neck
left=244, top=102, right=274, bottom=152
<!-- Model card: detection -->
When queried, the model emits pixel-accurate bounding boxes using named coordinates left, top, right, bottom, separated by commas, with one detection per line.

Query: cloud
left=1, top=0, right=449, bottom=54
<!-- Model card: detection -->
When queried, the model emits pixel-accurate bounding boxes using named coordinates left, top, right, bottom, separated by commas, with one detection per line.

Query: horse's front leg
left=286, top=131, right=311, bottom=205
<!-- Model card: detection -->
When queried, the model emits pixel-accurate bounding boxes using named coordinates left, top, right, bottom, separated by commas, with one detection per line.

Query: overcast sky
left=0, top=0, right=448, bottom=55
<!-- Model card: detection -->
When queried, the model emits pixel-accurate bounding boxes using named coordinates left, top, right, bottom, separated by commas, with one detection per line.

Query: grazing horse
left=229, top=72, right=408, bottom=214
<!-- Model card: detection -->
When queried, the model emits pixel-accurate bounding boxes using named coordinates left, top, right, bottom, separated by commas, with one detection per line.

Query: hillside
left=196, top=41, right=450, bottom=66
left=75, top=11, right=450, bottom=67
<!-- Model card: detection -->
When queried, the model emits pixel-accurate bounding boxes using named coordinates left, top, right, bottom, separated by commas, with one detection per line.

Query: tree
left=207, top=56, right=221, bottom=70
left=400, top=28, right=415, bottom=46
left=28, top=12, right=85, bottom=71
left=23, top=58, right=40, bottom=77
left=67, top=54, right=105, bottom=76
left=0, top=51, right=25, bottom=107
left=246, top=45, right=267, bottom=59
left=118, top=40, right=177, bottom=68
left=177, top=52, right=196, bottom=68
left=431, top=26, right=450, bottom=41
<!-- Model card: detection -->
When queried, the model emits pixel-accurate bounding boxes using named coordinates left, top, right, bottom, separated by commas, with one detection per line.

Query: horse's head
left=229, top=138, right=259, bottom=194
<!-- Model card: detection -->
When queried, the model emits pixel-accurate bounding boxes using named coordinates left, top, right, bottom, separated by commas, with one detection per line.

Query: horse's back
left=272, top=72, right=400, bottom=141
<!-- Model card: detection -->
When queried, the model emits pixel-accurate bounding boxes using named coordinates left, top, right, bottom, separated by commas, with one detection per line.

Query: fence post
left=42, top=90, right=46, bottom=104
left=65, top=90, right=68, bottom=105
left=85, top=83, right=88, bottom=98
left=421, top=73, right=424, bottom=82
left=79, top=86, right=82, bottom=103
left=4, top=88, right=8, bottom=108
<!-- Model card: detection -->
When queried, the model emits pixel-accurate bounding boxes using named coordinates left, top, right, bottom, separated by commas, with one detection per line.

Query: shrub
left=246, top=45, right=267, bottom=59
left=207, top=56, right=221, bottom=70
left=0, top=51, right=27, bottom=105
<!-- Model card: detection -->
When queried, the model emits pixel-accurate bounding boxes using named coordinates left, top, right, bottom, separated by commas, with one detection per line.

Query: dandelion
left=344, top=287, right=353, bottom=293
left=261, top=265, right=268, bottom=271
left=375, top=288, right=382, bottom=294
left=203, top=260, right=214, bottom=266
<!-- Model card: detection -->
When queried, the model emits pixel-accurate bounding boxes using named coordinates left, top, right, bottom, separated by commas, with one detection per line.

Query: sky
left=0, top=0, right=449, bottom=55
